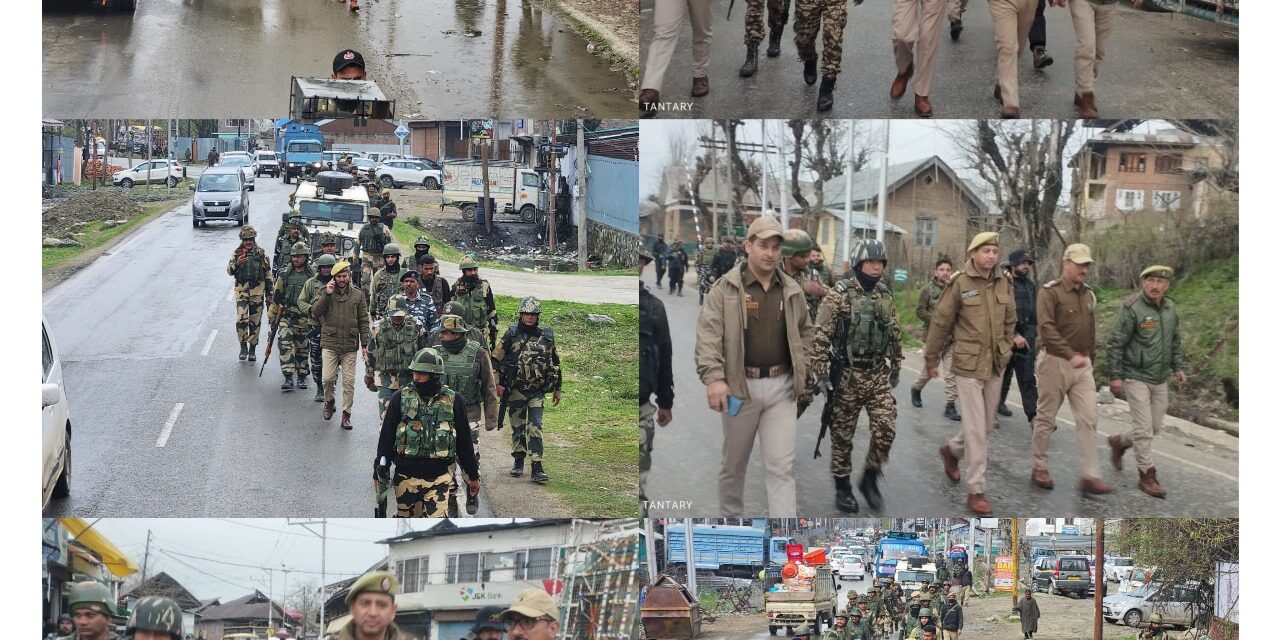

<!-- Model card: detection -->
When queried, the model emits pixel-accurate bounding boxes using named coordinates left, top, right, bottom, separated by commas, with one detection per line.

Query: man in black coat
left=639, top=248, right=674, bottom=514
left=710, top=236, right=738, bottom=281
left=1000, top=248, right=1040, bottom=422
left=653, top=238, right=670, bottom=287
left=668, top=241, right=689, bottom=296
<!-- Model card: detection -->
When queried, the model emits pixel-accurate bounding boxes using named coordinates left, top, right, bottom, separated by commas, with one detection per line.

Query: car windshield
left=221, top=156, right=251, bottom=167
left=198, top=175, right=240, bottom=192
left=258, top=153, right=277, bottom=160
left=1113, top=558, right=1134, bottom=566
left=898, top=571, right=935, bottom=583
left=289, top=142, right=323, bottom=153
left=298, top=199, right=365, bottom=223
left=354, top=158, right=376, bottom=168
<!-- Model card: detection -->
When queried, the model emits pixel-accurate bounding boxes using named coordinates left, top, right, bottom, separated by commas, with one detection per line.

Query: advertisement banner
left=993, top=555, right=1016, bottom=591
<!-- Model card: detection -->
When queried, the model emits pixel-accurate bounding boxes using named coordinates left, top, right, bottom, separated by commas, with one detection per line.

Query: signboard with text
left=993, top=555, right=1015, bottom=591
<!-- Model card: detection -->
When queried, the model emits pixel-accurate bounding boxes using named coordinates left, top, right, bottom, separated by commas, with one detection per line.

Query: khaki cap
left=967, top=232, right=999, bottom=252
left=501, top=588, right=559, bottom=622
left=1063, top=243, right=1095, bottom=265
left=746, top=216, right=783, bottom=241
left=1141, top=265, right=1173, bottom=279
left=345, top=571, right=397, bottom=604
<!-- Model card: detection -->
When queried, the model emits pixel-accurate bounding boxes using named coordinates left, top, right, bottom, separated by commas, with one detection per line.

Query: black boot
left=531, top=461, right=550, bottom=483
left=466, top=490, right=480, bottom=515
left=950, top=19, right=963, bottom=41
left=239, top=342, right=249, bottom=361
left=816, top=76, right=836, bottom=112
left=859, top=467, right=883, bottom=511
left=314, top=386, right=325, bottom=402
left=447, top=495, right=459, bottom=517
left=911, top=387, right=922, bottom=408
left=834, top=476, right=859, bottom=513
left=739, top=44, right=759, bottom=77
left=998, top=403, right=1013, bottom=417
left=510, top=456, right=525, bottom=477
left=766, top=30, right=783, bottom=58
left=247, top=344, right=256, bottom=362
left=944, top=401, right=961, bottom=422
left=297, top=375, right=308, bottom=390
left=803, top=59, right=818, bottom=85
left=281, top=375, right=295, bottom=391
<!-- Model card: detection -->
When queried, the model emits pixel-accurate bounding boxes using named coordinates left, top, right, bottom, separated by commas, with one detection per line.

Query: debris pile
left=42, top=190, right=141, bottom=239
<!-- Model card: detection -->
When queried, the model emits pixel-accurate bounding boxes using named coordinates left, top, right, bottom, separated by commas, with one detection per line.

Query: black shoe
left=834, top=476, right=859, bottom=513
left=859, top=467, right=883, bottom=511
left=767, top=30, right=782, bottom=57
left=281, top=375, right=295, bottom=391
left=817, top=76, right=836, bottom=112
left=950, top=19, right=963, bottom=41
left=447, top=498, right=459, bottom=518
left=466, top=491, right=479, bottom=515
left=510, top=458, right=525, bottom=477
left=239, top=342, right=248, bottom=361
left=247, top=345, right=256, bottom=362
left=531, top=462, right=550, bottom=483
left=944, top=401, right=961, bottom=422
left=314, top=387, right=325, bottom=402
left=297, top=375, right=308, bottom=390
left=1033, top=46, right=1054, bottom=69
left=911, top=388, right=922, bottom=408
left=803, top=59, right=818, bottom=85
left=739, top=44, right=759, bottom=77
left=998, top=403, right=1013, bottom=417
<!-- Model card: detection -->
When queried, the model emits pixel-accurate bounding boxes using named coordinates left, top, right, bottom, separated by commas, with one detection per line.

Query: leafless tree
left=285, top=581, right=322, bottom=638
left=784, top=120, right=870, bottom=240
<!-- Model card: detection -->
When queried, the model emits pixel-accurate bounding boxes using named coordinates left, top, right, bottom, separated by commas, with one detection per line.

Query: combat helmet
left=443, top=301, right=466, bottom=317
left=459, top=257, right=479, bottom=270
left=413, top=235, right=431, bottom=249
left=291, top=241, right=310, bottom=256
left=68, top=581, right=116, bottom=616
left=239, top=225, right=257, bottom=240
left=320, top=233, right=338, bottom=246
left=440, top=315, right=469, bottom=333
left=918, top=608, right=933, bottom=619
left=1149, top=613, right=1163, bottom=624
left=518, top=296, right=542, bottom=314
left=126, top=596, right=184, bottom=640
left=386, top=297, right=408, bottom=318
left=368, top=208, right=382, bottom=220
left=408, top=347, right=445, bottom=374
left=780, top=229, right=815, bottom=258
left=315, top=254, right=338, bottom=268
left=849, top=238, right=888, bottom=268
left=382, top=243, right=402, bottom=257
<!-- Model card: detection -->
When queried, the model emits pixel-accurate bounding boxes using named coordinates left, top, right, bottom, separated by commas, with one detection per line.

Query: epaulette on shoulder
left=1043, top=279, right=1059, bottom=289
left=1122, top=293, right=1139, bottom=309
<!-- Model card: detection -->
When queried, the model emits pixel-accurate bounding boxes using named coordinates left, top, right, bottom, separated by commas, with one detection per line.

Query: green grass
left=493, top=294, right=639, bottom=517
left=393, top=217, right=639, bottom=276
left=893, top=285, right=926, bottom=349
left=42, top=199, right=187, bottom=271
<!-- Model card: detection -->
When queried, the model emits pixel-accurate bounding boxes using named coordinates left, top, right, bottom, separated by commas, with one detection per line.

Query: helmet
left=289, top=213, right=302, bottom=222
left=518, top=297, right=542, bottom=314
left=239, top=226, right=257, bottom=240
left=291, top=242, right=310, bottom=256
left=918, top=608, right=933, bottom=618
left=793, top=624, right=810, bottom=635
left=440, top=315, right=469, bottom=333
left=332, top=260, right=351, bottom=276
left=459, top=257, right=479, bottom=270
left=315, top=254, right=337, bottom=268
left=126, top=596, right=184, bottom=640
left=444, top=301, right=465, bottom=317
left=368, top=209, right=382, bottom=219
left=849, top=238, right=888, bottom=268
left=849, top=610, right=862, bottom=618
left=321, top=233, right=338, bottom=246
left=414, top=235, right=431, bottom=249
left=780, top=229, right=815, bottom=258
left=382, top=243, right=401, bottom=257
left=386, top=297, right=408, bottom=318
left=408, top=347, right=445, bottom=374
left=68, top=581, right=116, bottom=616
left=1149, top=614, right=1163, bottom=623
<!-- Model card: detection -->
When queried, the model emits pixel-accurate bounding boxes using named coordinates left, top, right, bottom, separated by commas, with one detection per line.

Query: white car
left=842, top=556, right=865, bottom=581
left=112, top=159, right=186, bottom=188
left=253, top=150, right=281, bottom=178
left=1105, top=556, right=1136, bottom=582
left=218, top=154, right=256, bottom=191
left=42, top=317, right=71, bottom=508
left=376, top=159, right=442, bottom=189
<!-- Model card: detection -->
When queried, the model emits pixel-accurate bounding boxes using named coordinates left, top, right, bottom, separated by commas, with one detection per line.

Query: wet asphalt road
left=43, top=0, right=634, bottom=118
left=644, top=272, right=1238, bottom=519
left=638, top=0, right=1238, bottom=119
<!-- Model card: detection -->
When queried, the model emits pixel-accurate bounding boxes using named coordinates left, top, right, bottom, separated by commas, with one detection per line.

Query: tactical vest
left=440, top=340, right=482, bottom=405
left=235, top=248, right=267, bottom=284
left=359, top=224, right=388, bottom=254
left=282, top=267, right=314, bottom=309
left=373, top=269, right=401, bottom=316
left=374, top=320, right=421, bottom=373
left=394, top=385, right=456, bottom=460
left=845, top=285, right=895, bottom=360
left=456, top=281, right=489, bottom=329
left=509, top=328, right=556, bottom=393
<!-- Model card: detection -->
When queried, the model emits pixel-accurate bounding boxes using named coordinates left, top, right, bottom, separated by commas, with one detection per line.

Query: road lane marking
left=201, top=330, right=218, bottom=356
left=155, top=403, right=185, bottom=448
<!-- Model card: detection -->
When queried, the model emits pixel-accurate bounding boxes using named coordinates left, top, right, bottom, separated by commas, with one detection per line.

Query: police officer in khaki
left=988, top=0, right=1040, bottom=118
left=1031, top=243, right=1115, bottom=495
left=890, top=0, right=949, bottom=117
left=695, top=216, right=813, bottom=516
left=66, top=582, right=118, bottom=640
left=1106, top=264, right=1185, bottom=499
left=338, top=572, right=408, bottom=640
left=924, top=232, right=1015, bottom=517
left=500, top=588, right=560, bottom=640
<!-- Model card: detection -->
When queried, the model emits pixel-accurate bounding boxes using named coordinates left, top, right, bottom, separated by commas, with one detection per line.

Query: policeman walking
left=805, top=238, right=903, bottom=513
left=639, top=248, right=674, bottom=511
left=494, top=297, right=563, bottom=484
left=911, top=257, right=960, bottom=421
left=337, top=571, right=407, bottom=640
left=312, top=260, right=371, bottom=429
left=999, top=248, right=1039, bottom=422
left=269, top=241, right=316, bottom=391
left=227, top=226, right=273, bottom=362
left=436, top=313, right=499, bottom=516
left=452, top=258, right=498, bottom=349
left=668, top=240, right=689, bottom=296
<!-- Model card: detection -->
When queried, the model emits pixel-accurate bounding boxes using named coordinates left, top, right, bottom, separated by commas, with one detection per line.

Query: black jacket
left=1011, top=273, right=1038, bottom=343
left=668, top=248, right=689, bottom=275
left=639, top=282, right=674, bottom=409
left=940, top=603, right=963, bottom=631
left=711, top=248, right=737, bottom=279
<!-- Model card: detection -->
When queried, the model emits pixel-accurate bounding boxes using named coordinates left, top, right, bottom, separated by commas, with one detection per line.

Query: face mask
left=414, top=380, right=441, bottom=398
left=441, top=335, right=466, bottom=353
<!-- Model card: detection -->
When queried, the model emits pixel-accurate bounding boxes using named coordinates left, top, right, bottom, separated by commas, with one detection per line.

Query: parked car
left=218, top=154, right=256, bottom=191
left=376, top=159, right=443, bottom=189
left=191, top=166, right=251, bottom=227
left=112, top=159, right=186, bottom=188
left=842, top=555, right=864, bottom=581
left=1105, top=556, right=1136, bottom=582
left=253, top=150, right=281, bottom=178
left=1034, top=555, right=1093, bottom=597
left=42, top=317, right=72, bottom=508
left=322, top=150, right=365, bottom=169
left=352, top=157, right=379, bottom=181
left=1103, top=581, right=1205, bottom=628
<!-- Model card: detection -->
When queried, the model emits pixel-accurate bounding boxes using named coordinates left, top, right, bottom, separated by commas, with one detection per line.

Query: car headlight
left=232, top=197, right=242, bottom=206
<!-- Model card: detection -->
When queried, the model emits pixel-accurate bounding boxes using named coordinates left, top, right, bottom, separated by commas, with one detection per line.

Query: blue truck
left=275, top=122, right=325, bottom=184
left=875, top=532, right=927, bottom=579
left=665, top=522, right=791, bottom=578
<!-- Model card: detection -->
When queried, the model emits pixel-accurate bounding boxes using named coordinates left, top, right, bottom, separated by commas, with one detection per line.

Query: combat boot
left=531, top=461, right=550, bottom=483
left=834, top=476, right=859, bottom=513
left=341, top=411, right=353, bottom=430
left=297, top=375, right=308, bottom=390
left=323, top=399, right=336, bottom=420
left=944, top=401, right=961, bottom=421
left=997, top=403, right=1012, bottom=416
left=466, top=491, right=480, bottom=515
left=803, top=58, right=818, bottom=85
left=239, top=342, right=249, bottom=361
left=966, top=493, right=993, bottom=517
left=1108, top=434, right=1131, bottom=470
left=510, top=456, right=525, bottom=477
left=1138, top=468, right=1167, bottom=499
left=247, top=344, right=257, bottom=362
left=447, top=496, right=459, bottom=517
left=767, top=30, right=783, bottom=57
left=950, top=19, right=963, bottom=41
left=281, top=375, right=295, bottom=391
left=817, top=76, right=836, bottom=112
left=314, top=387, right=325, bottom=402
left=911, top=387, right=922, bottom=408
left=740, top=44, right=759, bottom=77
left=859, top=467, right=883, bottom=511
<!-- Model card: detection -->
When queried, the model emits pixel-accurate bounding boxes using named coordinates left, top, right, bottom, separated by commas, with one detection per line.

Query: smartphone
left=727, top=395, right=744, bottom=417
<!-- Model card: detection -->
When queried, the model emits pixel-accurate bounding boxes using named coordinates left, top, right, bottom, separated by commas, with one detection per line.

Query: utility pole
left=710, top=124, right=720, bottom=242
left=576, top=119, right=587, bottom=270
left=1094, top=518, right=1104, bottom=640
left=683, top=519, right=697, bottom=597
left=268, top=569, right=275, bottom=629
left=289, top=520, right=327, bottom=638
left=760, top=120, right=769, bottom=220
left=481, top=134, right=492, bottom=236
left=876, top=121, right=890, bottom=243
left=1010, top=518, right=1019, bottom=608
left=778, top=119, right=789, bottom=230
left=841, top=122, right=855, bottom=273
left=644, top=519, right=658, bottom=586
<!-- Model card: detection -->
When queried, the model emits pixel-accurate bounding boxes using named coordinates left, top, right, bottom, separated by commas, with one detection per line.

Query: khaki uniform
left=913, top=278, right=957, bottom=402
left=642, top=0, right=714, bottom=90
left=1068, top=0, right=1116, bottom=95
left=892, top=0, right=949, bottom=97
left=988, top=0, right=1039, bottom=110
left=1031, top=278, right=1101, bottom=479
left=312, top=283, right=371, bottom=414
left=923, top=260, right=1015, bottom=494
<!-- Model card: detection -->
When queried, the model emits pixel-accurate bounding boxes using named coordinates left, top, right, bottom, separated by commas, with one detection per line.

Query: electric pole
left=141, top=530, right=152, bottom=589
left=289, top=520, right=327, bottom=638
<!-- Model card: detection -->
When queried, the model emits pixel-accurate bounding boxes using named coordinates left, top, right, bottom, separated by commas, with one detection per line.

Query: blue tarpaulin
left=585, top=155, right=638, bottom=234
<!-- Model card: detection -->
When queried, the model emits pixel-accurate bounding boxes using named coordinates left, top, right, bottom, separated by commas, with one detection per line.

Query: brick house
left=1069, top=129, right=1227, bottom=222
left=650, top=164, right=810, bottom=250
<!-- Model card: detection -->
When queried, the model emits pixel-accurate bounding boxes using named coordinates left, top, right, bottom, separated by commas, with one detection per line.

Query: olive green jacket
left=1105, top=293, right=1184, bottom=385
left=312, top=283, right=371, bottom=352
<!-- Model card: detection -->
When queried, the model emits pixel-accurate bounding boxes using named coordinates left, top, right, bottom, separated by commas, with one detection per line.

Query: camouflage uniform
left=357, top=214, right=392, bottom=287
left=391, top=384, right=460, bottom=518
left=390, top=291, right=439, bottom=335
left=436, top=314, right=499, bottom=515
left=451, top=270, right=498, bottom=349
left=493, top=300, right=563, bottom=476
left=745, top=0, right=792, bottom=45
left=369, top=264, right=406, bottom=322
left=273, top=216, right=309, bottom=268
left=367, top=301, right=426, bottom=425
left=227, top=229, right=273, bottom=351
left=269, top=244, right=316, bottom=384
left=298, top=255, right=335, bottom=401
left=794, top=0, right=851, bottom=77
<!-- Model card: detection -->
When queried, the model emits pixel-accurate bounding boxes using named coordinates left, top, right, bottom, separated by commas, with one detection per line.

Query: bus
left=875, top=532, right=927, bottom=579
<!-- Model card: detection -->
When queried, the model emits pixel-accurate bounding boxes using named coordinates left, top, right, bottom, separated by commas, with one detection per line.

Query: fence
left=585, top=155, right=639, bottom=234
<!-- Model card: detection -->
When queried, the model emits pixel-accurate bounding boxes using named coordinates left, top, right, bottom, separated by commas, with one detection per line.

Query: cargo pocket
left=953, top=341, right=980, bottom=372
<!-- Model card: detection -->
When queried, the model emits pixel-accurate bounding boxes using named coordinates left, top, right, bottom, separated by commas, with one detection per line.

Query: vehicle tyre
left=768, top=626, right=778, bottom=636
left=424, top=177, right=439, bottom=189
left=785, top=628, right=793, bottom=637
left=520, top=204, right=536, bottom=223
left=1123, top=609, right=1144, bottom=627
left=1049, top=582, right=1059, bottom=596
left=192, top=218, right=199, bottom=228
left=380, top=175, right=396, bottom=188
left=237, top=215, right=244, bottom=227
left=461, top=203, right=477, bottom=222
left=283, top=172, right=290, bottom=185
left=51, top=422, right=71, bottom=499
left=168, top=176, right=179, bottom=187
left=120, top=178, right=134, bottom=189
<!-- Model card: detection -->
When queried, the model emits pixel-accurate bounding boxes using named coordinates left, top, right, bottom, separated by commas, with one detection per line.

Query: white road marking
left=226, top=286, right=235, bottom=302
left=155, top=403, right=185, bottom=448
left=201, top=329, right=218, bottom=356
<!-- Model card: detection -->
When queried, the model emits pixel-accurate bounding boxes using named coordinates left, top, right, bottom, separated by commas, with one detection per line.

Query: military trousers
left=308, top=324, right=324, bottom=384
left=720, top=374, right=797, bottom=516
left=892, top=0, right=948, bottom=96
left=1031, top=351, right=1102, bottom=480
left=745, top=0, right=792, bottom=45
left=1068, top=0, right=1114, bottom=94
left=914, top=341, right=957, bottom=403
left=376, top=370, right=412, bottom=425
left=509, top=389, right=546, bottom=463
left=1117, top=380, right=1168, bottom=473
left=828, top=367, right=897, bottom=477
left=793, top=0, right=849, bottom=78
left=234, top=281, right=267, bottom=345
left=277, top=315, right=310, bottom=377
left=447, top=405, right=483, bottom=514
left=640, top=401, right=657, bottom=503
left=945, top=374, right=1001, bottom=494
left=360, top=254, right=378, bottom=289
left=393, top=469, right=452, bottom=517
left=322, top=348, right=359, bottom=413
left=642, top=0, right=714, bottom=90
left=1000, top=341, right=1039, bottom=421
left=989, top=0, right=1038, bottom=110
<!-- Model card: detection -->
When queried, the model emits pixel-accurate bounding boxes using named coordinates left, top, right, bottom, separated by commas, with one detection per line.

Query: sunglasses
left=506, top=615, right=553, bottom=630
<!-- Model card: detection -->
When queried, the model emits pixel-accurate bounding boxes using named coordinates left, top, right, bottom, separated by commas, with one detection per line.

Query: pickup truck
left=765, top=565, right=839, bottom=637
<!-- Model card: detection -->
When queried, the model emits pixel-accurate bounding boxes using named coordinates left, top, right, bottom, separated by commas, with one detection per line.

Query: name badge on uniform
left=1139, top=317, right=1156, bottom=330
left=960, top=290, right=979, bottom=299
left=744, top=294, right=759, bottom=311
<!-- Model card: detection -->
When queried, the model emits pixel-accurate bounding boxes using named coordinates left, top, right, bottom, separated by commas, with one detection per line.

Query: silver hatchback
left=191, top=167, right=251, bottom=228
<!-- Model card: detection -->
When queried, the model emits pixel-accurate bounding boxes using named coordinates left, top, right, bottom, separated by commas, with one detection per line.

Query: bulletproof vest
left=440, top=340, right=482, bottom=405
left=456, top=281, right=489, bottom=328
left=844, top=285, right=894, bottom=359
left=508, top=327, right=556, bottom=393
left=373, top=270, right=401, bottom=317
left=360, top=224, right=388, bottom=254
left=235, top=248, right=267, bottom=283
left=395, top=385, right=456, bottom=460
left=423, top=275, right=446, bottom=309
left=374, top=320, right=421, bottom=373
left=638, top=287, right=662, bottom=400
left=282, top=267, right=314, bottom=308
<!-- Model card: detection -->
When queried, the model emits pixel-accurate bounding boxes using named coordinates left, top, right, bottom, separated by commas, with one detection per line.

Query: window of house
left=1115, top=189, right=1145, bottom=212
left=447, top=552, right=487, bottom=584
left=1155, top=154, right=1183, bottom=174
left=914, top=218, right=936, bottom=248
left=1119, top=153, right=1146, bottom=173
left=224, top=119, right=247, bottom=128
left=1152, top=190, right=1183, bottom=212
left=1194, top=156, right=1210, bottom=171
left=396, top=557, right=428, bottom=593
left=516, top=547, right=556, bottom=580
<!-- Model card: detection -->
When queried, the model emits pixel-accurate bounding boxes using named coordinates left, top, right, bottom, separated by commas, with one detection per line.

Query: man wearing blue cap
left=463, top=605, right=506, bottom=640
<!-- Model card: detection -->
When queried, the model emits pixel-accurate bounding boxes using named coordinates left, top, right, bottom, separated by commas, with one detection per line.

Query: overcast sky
left=88, top=519, right=528, bottom=603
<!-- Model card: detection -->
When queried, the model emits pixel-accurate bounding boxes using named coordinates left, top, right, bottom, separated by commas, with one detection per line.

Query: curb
left=543, top=0, right=640, bottom=82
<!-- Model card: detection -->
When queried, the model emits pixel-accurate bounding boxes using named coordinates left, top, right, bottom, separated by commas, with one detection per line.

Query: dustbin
left=474, top=197, right=496, bottom=225
left=641, top=575, right=701, bottom=639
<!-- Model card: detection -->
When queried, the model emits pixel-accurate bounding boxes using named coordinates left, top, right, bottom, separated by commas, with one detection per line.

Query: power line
left=157, top=550, right=257, bottom=593
left=157, top=547, right=371, bottom=578
left=214, top=519, right=385, bottom=543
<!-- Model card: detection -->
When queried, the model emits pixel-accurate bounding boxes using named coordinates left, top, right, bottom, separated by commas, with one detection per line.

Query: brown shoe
left=691, top=76, right=709, bottom=97
left=890, top=63, right=914, bottom=100
left=914, top=94, right=933, bottom=118
left=639, top=89, right=660, bottom=118
left=1079, top=477, right=1116, bottom=495
left=1076, top=91, right=1098, bottom=118
left=1001, top=106, right=1021, bottom=119
left=341, top=411, right=353, bottom=430
left=967, top=493, right=993, bottom=516
left=940, top=444, right=961, bottom=484
left=1108, top=434, right=1131, bottom=471
left=1138, top=468, right=1168, bottom=499
left=1031, top=468, right=1054, bottom=489
left=323, top=399, right=335, bottom=420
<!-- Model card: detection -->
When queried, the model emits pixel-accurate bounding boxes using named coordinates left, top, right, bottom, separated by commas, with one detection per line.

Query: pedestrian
left=741, top=0, right=792, bottom=77
left=668, top=240, right=689, bottom=296
left=822, top=613, right=848, bottom=640
left=207, top=147, right=220, bottom=166
left=959, top=565, right=974, bottom=605
left=357, top=209, right=392, bottom=289
left=390, top=270, right=439, bottom=335
left=1106, top=264, right=1185, bottom=499
left=907, top=608, right=935, bottom=639
left=312, top=232, right=340, bottom=267
left=1061, top=0, right=1142, bottom=117
left=889, top=0, right=948, bottom=117
left=937, top=562, right=951, bottom=584
left=805, top=238, right=902, bottom=513
left=336, top=572, right=406, bottom=640
left=375, top=348, right=480, bottom=517
left=299, top=254, right=337, bottom=401
left=466, top=606, right=507, bottom=640
left=794, top=0, right=859, bottom=111
left=939, top=593, right=962, bottom=640
left=710, top=235, right=739, bottom=282
left=66, top=582, right=118, bottom=640
left=452, top=258, right=498, bottom=350
left=695, top=216, right=812, bottom=516
left=48, top=614, right=74, bottom=640
left=332, top=49, right=367, bottom=80
left=368, top=243, right=405, bottom=323
left=367, top=297, right=426, bottom=425
left=378, top=189, right=398, bottom=229
left=999, top=248, right=1040, bottom=422
left=912, top=257, right=960, bottom=421
left=273, top=214, right=310, bottom=270
left=653, top=237, right=670, bottom=287
left=500, top=588, right=561, bottom=640
left=639, top=248, right=674, bottom=512
left=1031, top=243, right=1115, bottom=495
left=227, top=226, right=273, bottom=363
left=493, top=297, right=563, bottom=484
left=639, top=0, right=713, bottom=117
left=926, top=232, right=1015, bottom=516
left=781, top=230, right=826, bottom=320
left=1014, top=588, right=1040, bottom=639
left=311, top=259, right=371, bottom=430
left=269, top=242, right=317, bottom=392
left=402, top=235, right=433, bottom=272
left=124, top=596, right=185, bottom=640
left=988, top=0, right=1040, bottom=117
left=809, top=246, right=836, bottom=287
left=846, top=609, right=868, bottom=639
left=414, top=254, right=451, bottom=312
left=436, top=313, right=499, bottom=516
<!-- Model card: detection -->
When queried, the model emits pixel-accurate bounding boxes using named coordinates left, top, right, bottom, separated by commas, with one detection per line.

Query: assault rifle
left=814, top=313, right=850, bottom=459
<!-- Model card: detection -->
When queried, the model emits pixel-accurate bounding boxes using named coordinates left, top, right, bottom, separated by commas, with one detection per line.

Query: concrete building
left=42, top=519, right=138, bottom=633
left=1069, top=129, right=1229, bottom=221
